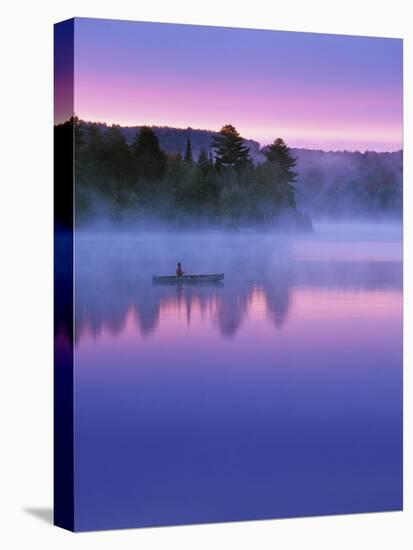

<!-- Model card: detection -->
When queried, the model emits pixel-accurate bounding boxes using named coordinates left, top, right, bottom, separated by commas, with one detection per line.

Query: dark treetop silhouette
left=67, top=118, right=312, bottom=230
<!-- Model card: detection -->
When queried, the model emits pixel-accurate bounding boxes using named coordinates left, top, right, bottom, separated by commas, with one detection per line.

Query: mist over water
left=74, top=220, right=402, bottom=338
left=70, top=221, right=402, bottom=530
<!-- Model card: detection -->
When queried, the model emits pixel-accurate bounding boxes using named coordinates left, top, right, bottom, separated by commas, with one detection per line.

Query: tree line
left=62, top=118, right=311, bottom=229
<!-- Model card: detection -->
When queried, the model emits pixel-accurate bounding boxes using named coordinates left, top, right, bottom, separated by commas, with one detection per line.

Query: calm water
left=70, top=223, right=402, bottom=530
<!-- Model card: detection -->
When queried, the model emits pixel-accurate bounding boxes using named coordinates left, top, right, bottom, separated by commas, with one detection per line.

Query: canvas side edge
left=53, top=18, right=75, bottom=532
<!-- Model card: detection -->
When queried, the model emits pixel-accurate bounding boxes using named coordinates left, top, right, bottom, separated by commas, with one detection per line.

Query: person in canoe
left=176, top=262, right=185, bottom=277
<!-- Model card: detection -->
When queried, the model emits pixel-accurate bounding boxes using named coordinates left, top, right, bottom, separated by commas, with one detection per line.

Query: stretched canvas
left=54, top=17, right=403, bottom=531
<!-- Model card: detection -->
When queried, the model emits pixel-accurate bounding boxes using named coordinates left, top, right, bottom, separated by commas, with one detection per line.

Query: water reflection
left=71, top=230, right=403, bottom=530
left=71, top=256, right=401, bottom=342
left=75, top=277, right=291, bottom=341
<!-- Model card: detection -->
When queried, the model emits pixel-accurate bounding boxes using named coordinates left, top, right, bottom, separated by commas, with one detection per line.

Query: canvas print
left=54, top=18, right=403, bottom=531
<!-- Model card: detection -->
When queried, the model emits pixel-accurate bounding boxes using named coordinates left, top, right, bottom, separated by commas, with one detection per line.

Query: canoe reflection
left=152, top=280, right=224, bottom=288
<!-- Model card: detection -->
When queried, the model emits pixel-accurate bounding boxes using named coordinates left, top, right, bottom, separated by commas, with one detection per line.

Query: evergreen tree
left=165, top=152, right=186, bottom=198
left=197, top=147, right=209, bottom=175
left=264, top=138, right=298, bottom=182
left=184, top=137, right=193, bottom=164
left=131, top=126, right=166, bottom=181
left=103, top=125, right=132, bottom=187
left=211, top=124, right=250, bottom=168
left=194, top=147, right=218, bottom=203
left=77, top=123, right=106, bottom=187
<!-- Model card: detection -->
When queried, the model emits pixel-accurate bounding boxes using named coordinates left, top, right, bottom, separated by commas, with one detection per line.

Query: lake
left=70, top=223, right=403, bottom=530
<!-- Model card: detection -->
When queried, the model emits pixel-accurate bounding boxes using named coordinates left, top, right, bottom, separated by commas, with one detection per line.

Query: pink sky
left=71, top=18, right=403, bottom=152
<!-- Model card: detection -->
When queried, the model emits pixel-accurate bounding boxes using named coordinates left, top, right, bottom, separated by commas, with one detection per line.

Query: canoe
left=152, top=273, right=224, bottom=283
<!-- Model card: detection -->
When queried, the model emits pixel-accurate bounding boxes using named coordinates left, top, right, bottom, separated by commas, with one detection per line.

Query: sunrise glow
left=66, top=18, right=403, bottom=152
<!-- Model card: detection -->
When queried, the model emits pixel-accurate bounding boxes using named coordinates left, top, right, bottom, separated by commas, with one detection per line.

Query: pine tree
left=197, top=147, right=209, bottom=174
left=261, top=138, right=297, bottom=210
left=103, top=125, right=132, bottom=186
left=264, top=138, right=298, bottom=182
left=79, top=123, right=106, bottom=186
left=211, top=124, right=250, bottom=168
left=195, top=147, right=218, bottom=202
left=184, top=137, right=193, bottom=164
left=131, top=126, right=166, bottom=180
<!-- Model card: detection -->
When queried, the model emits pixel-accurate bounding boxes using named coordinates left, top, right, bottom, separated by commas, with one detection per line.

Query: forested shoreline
left=55, top=118, right=312, bottom=230
left=54, top=118, right=402, bottom=230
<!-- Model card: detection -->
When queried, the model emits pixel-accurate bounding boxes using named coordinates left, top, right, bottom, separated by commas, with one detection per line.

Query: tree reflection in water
left=68, top=251, right=401, bottom=344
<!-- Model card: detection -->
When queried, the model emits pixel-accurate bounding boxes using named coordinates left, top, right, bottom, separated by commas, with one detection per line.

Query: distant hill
left=79, top=120, right=264, bottom=161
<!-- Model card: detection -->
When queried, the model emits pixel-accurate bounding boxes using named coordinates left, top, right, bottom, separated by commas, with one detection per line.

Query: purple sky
left=70, top=18, right=403, bottom=152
